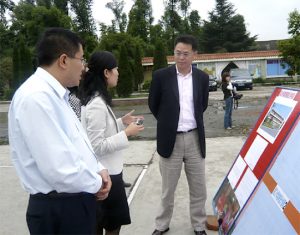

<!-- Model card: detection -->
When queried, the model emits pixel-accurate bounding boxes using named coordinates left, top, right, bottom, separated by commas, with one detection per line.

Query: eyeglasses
left=70, top=57, right=86, bottom=65
left=174, top=51, right=193, bottom=58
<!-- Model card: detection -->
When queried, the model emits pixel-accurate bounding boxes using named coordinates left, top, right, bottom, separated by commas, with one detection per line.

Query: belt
left=31, top=191, right=86, bottom=199
left=176, top=128, right=197, bottom=134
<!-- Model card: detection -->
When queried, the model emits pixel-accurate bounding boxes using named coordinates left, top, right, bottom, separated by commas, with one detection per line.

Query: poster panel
left=212, top=87, right=300, bottom=235
left=233, top=115, right=300, bottom=234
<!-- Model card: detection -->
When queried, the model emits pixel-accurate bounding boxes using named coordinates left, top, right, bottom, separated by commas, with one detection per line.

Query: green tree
left=99, top=32, right=146, bottom=59
left=153, top=39, right=168, bottom=72
left=127, top=0, right=153, bottom=43
left=24, top=0, right=35, bottom=5
left=70, top=0, right=95, bottom=33
left=36, top=0, right=52, bottom=8
left=100, top=33, right=130, bottom=57
left=11, top=36, right=33, bottom=95
left=18, top=36, right=33, bottom=81
left=0, top=57, right=12, bottom=99
left=11, top=3, right=72, bottom=47
left=53, top=0, right=68, bottom=14
left=188, top=10, right=203, bottom=52
left=105, top=0, right=127, bottom=33
left=99, top=22, right=117, bottom=36
left=117, top=43, right=133, bottom=97
left=288, top=9, right=300, bottom=36
left=70, top=0, right=98, bottom=55
left=0, top=0, right=15, bottom=57
left=149, top=24, right=163, bottom=46
left=278, top=9, right=300, bottom=77
left=12, top=43, right=21, bottom=94
left=201, top=0, right=256, bottom=53
left=179, top=0, right=191, bottom=19
left=133, top=44, right=144, bottom=91
left=160, top=0, right=201, bottom=53
left=0, top=22, right=15, bottom=57
left=278, top=36, right=300, bottom=76
left=160, top=0, right=183, bottom=53
left=0, top=0, right=14, bottom=24
left=0, top=1, right=13, bottom=59
left=99, top=32, right=150, bottom=92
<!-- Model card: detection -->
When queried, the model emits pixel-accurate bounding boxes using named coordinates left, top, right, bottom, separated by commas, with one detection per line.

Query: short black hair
left=36, top=27, right=84, bottom=66
left=174, top=35, right=198, bottom=51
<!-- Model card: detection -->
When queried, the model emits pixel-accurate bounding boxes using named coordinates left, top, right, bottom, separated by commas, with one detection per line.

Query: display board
left=212, top=87, right=300, bottom=235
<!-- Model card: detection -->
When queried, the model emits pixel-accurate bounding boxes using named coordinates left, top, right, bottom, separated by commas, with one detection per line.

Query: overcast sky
left=93, top=0, right=300, bottom=41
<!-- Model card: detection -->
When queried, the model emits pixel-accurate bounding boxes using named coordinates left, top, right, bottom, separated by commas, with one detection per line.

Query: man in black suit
left=148, top=35, right=209, bottom=235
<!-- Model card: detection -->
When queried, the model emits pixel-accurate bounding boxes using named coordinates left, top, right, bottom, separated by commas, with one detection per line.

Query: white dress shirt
left=176, top=66, right=197, bottom=132
left=8, top=67, right=104, bottom=194
left=81, top=95, right=129, bottom=175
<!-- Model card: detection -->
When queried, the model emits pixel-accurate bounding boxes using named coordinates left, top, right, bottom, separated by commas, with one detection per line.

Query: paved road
left=0, top=85, right=295, bottom=234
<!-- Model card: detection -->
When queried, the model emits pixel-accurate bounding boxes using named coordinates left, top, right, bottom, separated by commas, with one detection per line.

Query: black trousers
left=26, top=192, right=97, bottom=235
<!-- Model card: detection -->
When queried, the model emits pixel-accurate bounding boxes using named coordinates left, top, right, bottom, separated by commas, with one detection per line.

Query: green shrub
left=142, top=79, right=151, bottom=91
left=253, top=78, right=265, bottom=83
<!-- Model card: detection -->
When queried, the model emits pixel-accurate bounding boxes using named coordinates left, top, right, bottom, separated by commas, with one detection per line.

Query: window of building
left=267, top=59, right=289, bottom=77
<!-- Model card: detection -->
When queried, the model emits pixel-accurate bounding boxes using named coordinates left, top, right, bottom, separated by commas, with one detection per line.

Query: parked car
left=209, top=75, right=218, bottom=91
left=230, top=68, right=253, bottom=90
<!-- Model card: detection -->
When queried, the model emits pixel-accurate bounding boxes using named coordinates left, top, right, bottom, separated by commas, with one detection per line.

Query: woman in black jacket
left=222, top=72, right=234, bottom=130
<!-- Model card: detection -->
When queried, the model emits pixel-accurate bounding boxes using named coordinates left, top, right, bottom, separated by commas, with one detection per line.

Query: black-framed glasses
left=70, top=57, right=86, bottom=65
left=174, top=51, right=192, bottom=58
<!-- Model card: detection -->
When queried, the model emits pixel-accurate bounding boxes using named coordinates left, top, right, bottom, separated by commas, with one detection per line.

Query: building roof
left=142, top=50, right=281, bottom=66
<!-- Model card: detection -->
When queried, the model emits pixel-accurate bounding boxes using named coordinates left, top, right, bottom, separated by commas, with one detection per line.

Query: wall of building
left=195, top=59, right=288, bottom=79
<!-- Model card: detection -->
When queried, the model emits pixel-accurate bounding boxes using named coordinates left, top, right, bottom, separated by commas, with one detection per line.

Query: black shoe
left=194, top=230, right=207, bottom=235
left=123, top=181, right=131, bottom=188
left=152, top=227, right=169, bottom=235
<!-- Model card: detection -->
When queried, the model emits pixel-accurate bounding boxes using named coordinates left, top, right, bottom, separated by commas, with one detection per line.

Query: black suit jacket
left=148, top=65, right=209, bottom=158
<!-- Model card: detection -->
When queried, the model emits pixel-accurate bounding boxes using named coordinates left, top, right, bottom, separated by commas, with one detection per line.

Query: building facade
left=142, top=50, right=289, bottom=80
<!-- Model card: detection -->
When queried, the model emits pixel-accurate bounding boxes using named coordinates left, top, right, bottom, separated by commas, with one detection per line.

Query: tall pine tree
left=127, top=0, right=153, bottom=43
left=160, top=0, right=182, bottom=53
left=11, top=36, right=33, bottom=96
left=53, top=0, right=68, bottom=14
left=133, top=44, right=144, bottom=91
left=70, top=0, right=97, bottom=55
left=117, top=43, right=133, bottom=97
left=153, top=40, right=168, bottom=72
left=12, top=43, right=20, bottom=93
left=202, top=0, right=256, bottom=53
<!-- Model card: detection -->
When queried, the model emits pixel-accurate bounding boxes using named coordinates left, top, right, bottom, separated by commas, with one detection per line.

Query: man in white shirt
left=8, top=28, right=111, bottom=234
left=149, top=35, right=209, bottom=235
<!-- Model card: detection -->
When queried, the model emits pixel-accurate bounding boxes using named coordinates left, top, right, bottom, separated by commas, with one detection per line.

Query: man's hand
left=95, top=169, right=112, bottom=200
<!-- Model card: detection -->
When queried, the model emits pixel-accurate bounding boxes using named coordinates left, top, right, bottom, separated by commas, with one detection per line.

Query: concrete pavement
left=0, top=136, right=245, bottom=235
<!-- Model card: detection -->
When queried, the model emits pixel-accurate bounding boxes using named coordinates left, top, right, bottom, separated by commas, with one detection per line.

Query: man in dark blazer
left=148, top=35, right=209, bottom=235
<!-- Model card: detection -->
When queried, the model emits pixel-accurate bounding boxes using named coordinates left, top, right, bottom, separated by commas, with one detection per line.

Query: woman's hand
left=124, top=122, right=144, bottom=136
left=121, top=110, right=144, bottom=126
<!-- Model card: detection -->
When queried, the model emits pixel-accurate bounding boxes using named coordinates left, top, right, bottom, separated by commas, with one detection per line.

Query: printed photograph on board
left=257, top=96, right=296, bottom=143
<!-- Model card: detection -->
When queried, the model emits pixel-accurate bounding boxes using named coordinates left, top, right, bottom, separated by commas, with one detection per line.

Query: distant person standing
left=8, top=28, right=111, bottom=235
left=148, top=35, right=209, bottom=235
left=78, top=51, right=144, bottom=235
left=221, top=72, right=234, bottom=130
